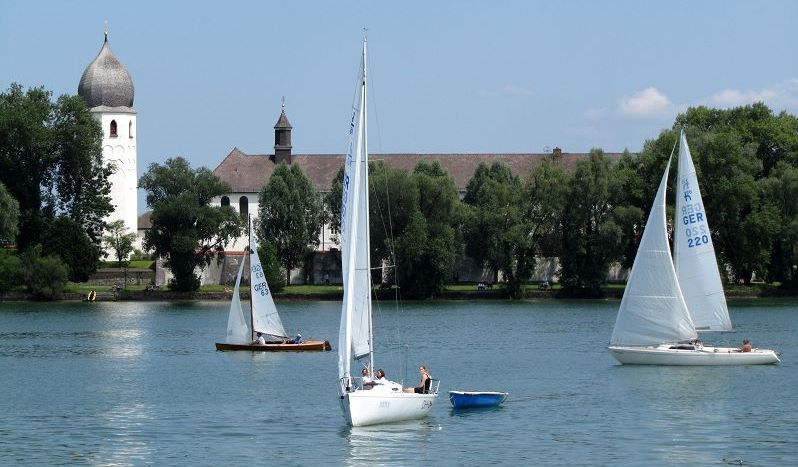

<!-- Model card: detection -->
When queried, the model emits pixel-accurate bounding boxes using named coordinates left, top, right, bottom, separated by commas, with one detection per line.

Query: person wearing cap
left=292, top=332, right=302, bottom=344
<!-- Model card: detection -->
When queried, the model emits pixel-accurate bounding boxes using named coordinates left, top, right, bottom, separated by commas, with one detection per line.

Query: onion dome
left=78, top=32, right=134, bottom=108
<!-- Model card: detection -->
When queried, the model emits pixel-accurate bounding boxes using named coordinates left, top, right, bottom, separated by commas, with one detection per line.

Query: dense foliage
left=0, top=182, right=19, bottom=245
left=139, top=157, right=242, bottom=292
left=0, top=84, right=112, bottom=251
left=41, top=216, right=100, bottom=282
left=20, top=245, right=68, bottom=300
left=257, top=163, right=323, bottom=285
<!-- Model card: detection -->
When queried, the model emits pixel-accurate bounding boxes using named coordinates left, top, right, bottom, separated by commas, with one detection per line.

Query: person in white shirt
left=361, top=367, right=376, bottom=389
left=255, top=332, right=266, bottom=345
left=373, top=369, right=402, bottom=392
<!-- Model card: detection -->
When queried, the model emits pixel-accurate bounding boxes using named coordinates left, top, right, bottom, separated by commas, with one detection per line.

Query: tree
left=20, top=245, right=68, bottom=300
left=257, top=240, right=286, bottom=293
left=558, top=150, right=622, bottom=297
left=0, top=84, right=112, bottom=251
left=103, top=220, right=137, bottom=267
left=139, top=157, right=242, bottom=292
left=393, top=161, right=460, bottom=298
left=762, top=163, right=798, bottom=288
left=257, top=163, right=323, bottom=285
left=0, top=250, right=22, bottom=294
left=41, top=216, right=100, bottom=282
left=462, top=162, right=533, bottom=297
left=0, top=182, right=19, bottom=245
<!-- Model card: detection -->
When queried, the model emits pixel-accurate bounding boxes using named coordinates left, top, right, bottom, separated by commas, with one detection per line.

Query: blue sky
left=2, top=0, right=797, bottom=191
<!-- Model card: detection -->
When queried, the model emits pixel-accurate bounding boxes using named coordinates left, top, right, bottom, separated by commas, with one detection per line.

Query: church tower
left=274, top=98, right=292, bottom=164
left=78, top=31, right=137, bottom=251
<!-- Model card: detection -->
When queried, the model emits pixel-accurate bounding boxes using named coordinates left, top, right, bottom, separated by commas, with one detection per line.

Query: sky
left=2, top=0, right=797, bottom=213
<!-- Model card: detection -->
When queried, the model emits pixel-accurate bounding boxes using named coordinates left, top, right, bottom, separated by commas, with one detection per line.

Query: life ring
left=86, top=290, right=97, bottom=302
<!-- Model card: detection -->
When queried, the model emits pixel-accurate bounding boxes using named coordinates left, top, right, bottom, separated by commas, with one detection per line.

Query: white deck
left=608, top=344, right=780, bottom=365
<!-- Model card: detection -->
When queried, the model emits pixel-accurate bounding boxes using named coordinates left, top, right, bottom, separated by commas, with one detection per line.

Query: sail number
left=682, top=202, right=710, bottom=249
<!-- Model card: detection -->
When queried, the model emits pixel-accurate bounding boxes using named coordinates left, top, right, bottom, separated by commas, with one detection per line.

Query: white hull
left=340, top=389, right=438, bottom=427
left=608, top=345, right=780, bottom=365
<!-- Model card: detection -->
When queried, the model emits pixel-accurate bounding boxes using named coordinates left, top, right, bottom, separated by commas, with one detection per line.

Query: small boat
left=448, top=391, right=508, bottom=409
left=215, top=218, right=330, bottom=352
left=336, top=37, right=439, bottom=427
left=608, top=130, right=779, bottom=365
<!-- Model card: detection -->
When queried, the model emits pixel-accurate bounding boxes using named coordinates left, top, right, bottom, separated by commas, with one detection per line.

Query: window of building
left=129, top=121, right=134, bottom=138
left=239, top=196, right=248, bottom=215
left=110, top=120, right=118, bottom=138
left=221, top=196, right=230, bottom=207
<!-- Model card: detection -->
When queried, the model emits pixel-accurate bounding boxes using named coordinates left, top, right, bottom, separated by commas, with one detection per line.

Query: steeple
left=78, top=30, right=134, bottom=108
left=274, top=97, right=292, bottom=164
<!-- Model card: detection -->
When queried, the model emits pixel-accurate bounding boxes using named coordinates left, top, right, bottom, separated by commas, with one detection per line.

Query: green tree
left=0, top=84, right=112, bottom=250
left=393, top=161, right=460, bottom=298
left=462, top=162, right=532, bottom=297
left=257, top=240, right=286, bottom=293
left=559, top=150, right=622, bottom=297
left=103, top=219, right=137, bottom=267
left=0, top=250, right=22, bottom=294
left=257, top=163, right=323, bottom=285
left=20, top=245, right=68, bottom=300
left=139, top=157, right=242, bottom=292
left=41, top=216, right=99, bottom=282
left=0, top=182, right=20, bottom=245
left=762, top=163, right=798, bottom=288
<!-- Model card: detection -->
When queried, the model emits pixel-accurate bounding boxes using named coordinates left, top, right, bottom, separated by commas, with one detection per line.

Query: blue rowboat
left=448, top=391, right=508, bottom=409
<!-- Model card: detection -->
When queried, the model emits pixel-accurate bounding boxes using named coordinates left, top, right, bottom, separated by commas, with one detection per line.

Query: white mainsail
left=673, top=130, right=732, bottom=331
left=338, top=41, right=373, bottom=382
left=610, top=156, right=697, bottom=346
left=249, top=235, right=288, bottom=339
left=224, top=257, right=250, bottom=344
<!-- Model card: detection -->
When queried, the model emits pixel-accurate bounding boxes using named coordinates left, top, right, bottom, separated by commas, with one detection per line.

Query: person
left=361, top=368, right=376, bottom=389
left=292, top=333, right=302, bottom=344
left=404, top=365, right=432, bottom=393
left=741, top=338, right=752, bottom=352
left=373, top=369, right=402, bottom=392
left=255, top=332, right=266, bottom=345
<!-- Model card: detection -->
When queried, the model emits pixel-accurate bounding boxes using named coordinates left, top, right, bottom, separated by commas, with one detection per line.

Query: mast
left=248, top=215, right=254, bottom=343
left=363, top=37, right=375, bottom=373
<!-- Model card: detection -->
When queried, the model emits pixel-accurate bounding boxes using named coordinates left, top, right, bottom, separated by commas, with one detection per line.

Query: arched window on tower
left=129, top=121, right=134, bottom=138
left=221, top=196, right=230, bottom=207
left=110, top=120, right=118, bottom=138
left=239, top=196, right=248, bottom=215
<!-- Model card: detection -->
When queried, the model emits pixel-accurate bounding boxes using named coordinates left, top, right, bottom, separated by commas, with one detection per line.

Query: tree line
left=2, top=83, right=797, bottom=299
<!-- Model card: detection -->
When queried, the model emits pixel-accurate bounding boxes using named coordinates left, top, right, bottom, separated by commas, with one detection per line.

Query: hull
left=448, top=391, right=508, bottom=409
left=340, top=389, right=438, bottom=427
left=215, top=340, right=331, bottom=352
left=608, top=345, right=780, bottom=365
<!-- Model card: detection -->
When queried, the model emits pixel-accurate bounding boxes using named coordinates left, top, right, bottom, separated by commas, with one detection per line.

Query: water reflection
left=341, top=419, right=439, bottom=466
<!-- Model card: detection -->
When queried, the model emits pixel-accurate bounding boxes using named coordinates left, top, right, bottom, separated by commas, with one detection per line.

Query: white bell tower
left=78, top=30, right=138, bottom=254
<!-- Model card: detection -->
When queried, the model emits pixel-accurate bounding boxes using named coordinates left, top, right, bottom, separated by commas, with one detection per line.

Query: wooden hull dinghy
left=448, top=391, right=508, bottom=409
left=216, top=340, right=331, bottom=352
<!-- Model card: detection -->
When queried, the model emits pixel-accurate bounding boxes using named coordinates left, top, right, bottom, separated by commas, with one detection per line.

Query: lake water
left=0, top=299, right=796, bottom=466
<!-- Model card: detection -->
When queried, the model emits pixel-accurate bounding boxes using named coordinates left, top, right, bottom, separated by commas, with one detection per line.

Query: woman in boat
left=741, top=338, right=752, bottom=352
left=404, top=365, right=431, bottom=394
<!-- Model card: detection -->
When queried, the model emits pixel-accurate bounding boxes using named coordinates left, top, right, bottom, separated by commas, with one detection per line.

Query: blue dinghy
left=448, top=391, right=508, bottom=409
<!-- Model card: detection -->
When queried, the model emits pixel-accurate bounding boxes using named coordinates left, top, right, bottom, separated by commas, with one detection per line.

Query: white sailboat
left=216, top=221, right=331, bottom=352
left=608, top=130, right=779, bottom=365
left=337, top=38, right=439, bottom=426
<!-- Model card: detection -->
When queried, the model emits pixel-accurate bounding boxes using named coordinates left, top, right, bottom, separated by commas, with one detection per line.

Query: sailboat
left=337, top=38, right=439, bottom=426
left=215, top=221, right=331, bottom=352
left=608, top=130, right=779, bottom=365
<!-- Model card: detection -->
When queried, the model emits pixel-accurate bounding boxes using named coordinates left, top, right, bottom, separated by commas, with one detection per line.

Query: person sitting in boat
left=361, top=367, right=376, bottom=389
left=254, top=332, right=266, bottom=345
left=740, top=338, right=752, bottom=352
left=373, top=369, right=402, bottom=392
left=292, top=333, right=302, bottom=344
left=403, top=365, right=431, bottom=394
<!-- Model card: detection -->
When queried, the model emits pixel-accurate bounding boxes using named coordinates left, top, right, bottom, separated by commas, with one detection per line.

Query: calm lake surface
left=0, top=299, right=796, bottom=466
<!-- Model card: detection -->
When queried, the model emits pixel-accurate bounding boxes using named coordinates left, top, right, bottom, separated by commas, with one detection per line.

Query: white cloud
left=479, top=85, right=535, bottom=98
left=617, top=87, right=673, bottom=118
left=581, top=107, right=606, bottom=120
left=709, top=79, right=798, bottom=111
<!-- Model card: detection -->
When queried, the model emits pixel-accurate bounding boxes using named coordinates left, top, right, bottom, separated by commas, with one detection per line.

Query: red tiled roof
left=212, top=148, right=623, bottom=193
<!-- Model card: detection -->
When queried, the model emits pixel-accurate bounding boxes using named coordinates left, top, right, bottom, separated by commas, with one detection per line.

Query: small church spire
left=274, top=98, right=293, bottom=164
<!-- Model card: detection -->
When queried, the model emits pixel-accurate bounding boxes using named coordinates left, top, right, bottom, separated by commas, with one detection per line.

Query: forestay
left=224, top=258, right=250, bottom=344
left=610, top=156, right=697, bottom=346
left=673, top=130, right=732, bottom=331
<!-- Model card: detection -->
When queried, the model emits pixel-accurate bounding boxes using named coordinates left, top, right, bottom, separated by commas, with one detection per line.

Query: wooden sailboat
left=215, top=220, right=331, bottom=352
left=336, top=38, right=439, bottom=426
left=608, top=130, right=779, bottom=365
